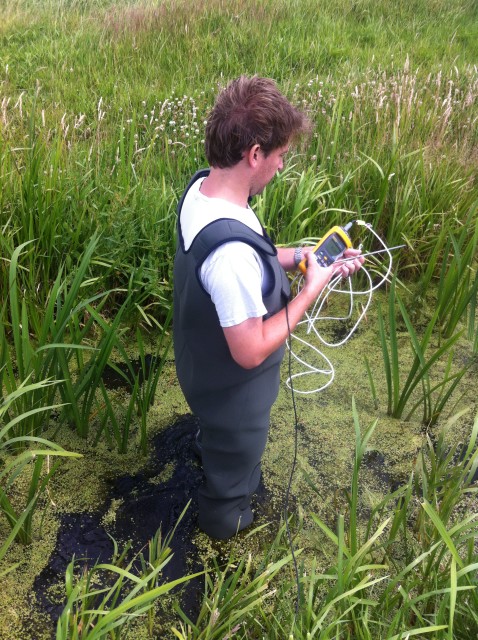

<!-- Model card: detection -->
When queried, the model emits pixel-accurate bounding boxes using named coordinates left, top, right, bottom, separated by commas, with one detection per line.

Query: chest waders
left=174, top=170, right=291, bottom=539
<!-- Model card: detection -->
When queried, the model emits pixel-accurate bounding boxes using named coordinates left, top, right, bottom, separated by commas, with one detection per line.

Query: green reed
left=93, top=315, right=172, bottom=454
left=0, top=233, right=164, bottom=446
left=256, top=161, right=347, bottom=244
left=283, top=401, right=391, bottom=639
left=410, top=206, right=478, bottom=338
left=468, top=288, right=478, bottom=353
left=413, top=409, right=478, bottom=552
left=138, top=521, right=178, bottom=636
left=0, top=380, right=81, bottom=552
left=1, top=98, right=179, bottom=324
left=0, top=236, right=105, bottom=439
left=255, top=142, right=477, bottom=290
left=1, top=54, right=477, bottom=313
left=0, top=119, right=99, bottom=304
left=173, top=528, right=294, bottom=640
left=95, top=379, right=136, bottom=454
left=436, top=218, right=478, bottom=340
left=57, top=299, right=132, bottom=439
left=374, top=411, right=478, bottom=638
left=125, top=319, right=172, bottom=454
left=374, top=277, right=468, bottom=425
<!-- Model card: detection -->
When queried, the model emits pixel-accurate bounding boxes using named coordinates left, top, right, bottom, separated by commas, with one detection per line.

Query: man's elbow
left=230, top=350, right=265, bottom=370
left=223, top=321, right=267, bottom=369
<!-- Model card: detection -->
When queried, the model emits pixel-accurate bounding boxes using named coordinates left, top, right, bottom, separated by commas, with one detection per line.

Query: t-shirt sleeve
left=200, top=242, right=268, bottom=327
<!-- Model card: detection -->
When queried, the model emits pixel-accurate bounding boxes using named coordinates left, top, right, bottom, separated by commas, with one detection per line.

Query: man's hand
left=301, top=247, right=364, bottom=278
left=300, top=246, right=364, bottom=300
left=332, top=248, right=365, bottom=278
left=301, top=247, right=335, bottom=296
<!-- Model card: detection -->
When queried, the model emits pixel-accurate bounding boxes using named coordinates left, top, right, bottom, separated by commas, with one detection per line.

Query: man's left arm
left=277, top=247, right=299, bottom=272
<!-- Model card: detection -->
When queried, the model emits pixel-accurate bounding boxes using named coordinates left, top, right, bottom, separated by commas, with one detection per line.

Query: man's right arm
left=223, top=249, right=364, bottom=369
left=223, top=257, right=333, bottom=368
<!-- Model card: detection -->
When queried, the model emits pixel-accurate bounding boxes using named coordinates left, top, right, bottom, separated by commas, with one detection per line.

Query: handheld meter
left=298, top=224, right=353, bottom=274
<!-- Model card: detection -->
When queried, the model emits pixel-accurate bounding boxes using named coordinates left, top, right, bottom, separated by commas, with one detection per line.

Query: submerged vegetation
left=0, top=0, right=477, bottom=637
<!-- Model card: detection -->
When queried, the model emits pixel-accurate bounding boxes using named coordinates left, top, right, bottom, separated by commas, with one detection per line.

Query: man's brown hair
left=205, top=76, right=310, bottom=169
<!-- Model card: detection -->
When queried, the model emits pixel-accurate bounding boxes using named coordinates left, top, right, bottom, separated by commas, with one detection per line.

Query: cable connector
left=355, top=219, right=372, bottom=228
left=344, top=219, right=371, bottom=232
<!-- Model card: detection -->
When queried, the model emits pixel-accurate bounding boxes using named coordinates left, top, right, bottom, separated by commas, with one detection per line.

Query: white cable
left=286, top=331, right=335, bottom=394
left=285, top=223, right=395, bottom=394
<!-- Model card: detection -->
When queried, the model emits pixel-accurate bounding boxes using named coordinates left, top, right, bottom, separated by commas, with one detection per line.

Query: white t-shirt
left=180, top=177, right=269, bottom=327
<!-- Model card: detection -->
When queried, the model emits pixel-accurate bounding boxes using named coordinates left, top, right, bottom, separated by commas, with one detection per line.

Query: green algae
left=101, top=497, right=124, bottom=527
left=0, top=502, right=61, bottom=640
left=263, top=294, right=477, bottom=566
left=1, top=301, right=477, bottom=638
left=149, top=461, right=176, bottom=485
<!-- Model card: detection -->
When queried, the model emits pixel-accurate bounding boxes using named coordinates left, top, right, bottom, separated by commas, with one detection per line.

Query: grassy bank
left=1, top=0, right=478, bottom=638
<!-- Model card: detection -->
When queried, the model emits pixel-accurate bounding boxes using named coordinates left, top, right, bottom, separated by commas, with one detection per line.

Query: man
left=173, top=76, right=363, bottom=539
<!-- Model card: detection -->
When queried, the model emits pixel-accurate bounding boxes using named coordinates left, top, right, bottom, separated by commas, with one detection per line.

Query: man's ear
left=247, top=144, right=261, bottom=168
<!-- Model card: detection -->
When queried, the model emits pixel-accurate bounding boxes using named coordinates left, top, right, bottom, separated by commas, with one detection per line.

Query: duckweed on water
left=1, top=292, right=477, bottom=638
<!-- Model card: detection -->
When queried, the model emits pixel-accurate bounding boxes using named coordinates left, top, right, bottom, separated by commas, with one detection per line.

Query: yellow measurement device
left=298, top=225, right=353, bottom=274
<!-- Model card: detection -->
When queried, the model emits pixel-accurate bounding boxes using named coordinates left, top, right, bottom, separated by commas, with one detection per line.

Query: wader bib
left=174, top=170, right=290, bottom=539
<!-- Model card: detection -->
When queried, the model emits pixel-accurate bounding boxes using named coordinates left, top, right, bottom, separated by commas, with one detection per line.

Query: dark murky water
left=33, top=415, right=204, bottom=624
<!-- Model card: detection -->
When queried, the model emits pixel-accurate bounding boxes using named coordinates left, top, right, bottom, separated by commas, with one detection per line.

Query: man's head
left=205, top=76, right=310, bottom=169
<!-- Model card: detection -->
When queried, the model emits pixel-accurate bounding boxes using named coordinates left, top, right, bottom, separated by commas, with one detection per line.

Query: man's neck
left=199, top=165, right=250, bottom=208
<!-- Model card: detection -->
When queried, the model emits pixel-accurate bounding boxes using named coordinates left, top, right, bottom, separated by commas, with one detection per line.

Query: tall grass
left=1, top=235, right=171, bottom=464
left=0, top=235, right=110, bottom=439
left=93, top=315, right=173, bottom=454
left=1, top=5, right=477, bottom=307
left=173, top=541, right=294, bottom=640
left=165, top=404, right=478, bottom=639
left=248, top=405, right=478, bottom=639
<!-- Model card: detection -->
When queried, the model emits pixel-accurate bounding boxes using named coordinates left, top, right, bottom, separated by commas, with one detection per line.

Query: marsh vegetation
left=1, top=0, right=478, bottom=637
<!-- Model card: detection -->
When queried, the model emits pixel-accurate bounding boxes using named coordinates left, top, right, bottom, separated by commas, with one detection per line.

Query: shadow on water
left=361, top=449, right=399, bottom=491
left=101, top=355, right=158, bottom=390
left=33, top=414, right=206, bottom=626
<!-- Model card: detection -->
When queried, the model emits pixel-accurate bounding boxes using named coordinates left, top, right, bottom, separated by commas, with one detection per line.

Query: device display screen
left=324, top=234, right=347, bottom=256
